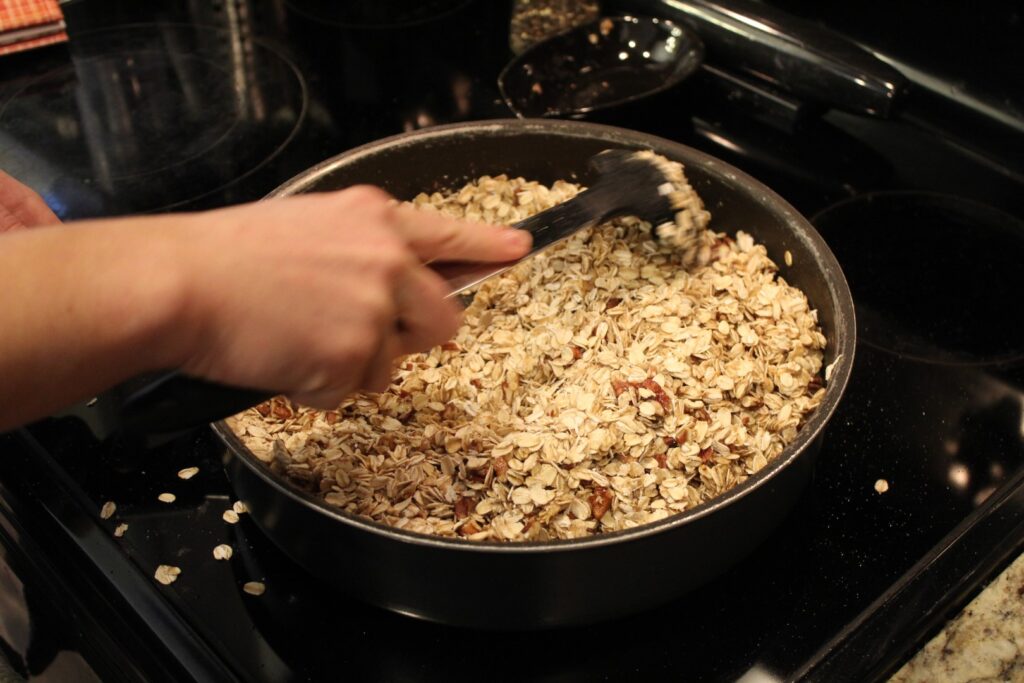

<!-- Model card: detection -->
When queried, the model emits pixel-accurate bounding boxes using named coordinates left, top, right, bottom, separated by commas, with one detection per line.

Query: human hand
left=173, top=186, right=531, bottom=408
left=0, top=170, right=60, bottom=232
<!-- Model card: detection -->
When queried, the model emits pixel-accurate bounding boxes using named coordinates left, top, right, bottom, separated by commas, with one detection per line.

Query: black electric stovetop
left=1, top=2, right=1023, bottom=681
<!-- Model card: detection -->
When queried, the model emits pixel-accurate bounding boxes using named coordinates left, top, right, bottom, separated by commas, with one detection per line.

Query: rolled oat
left=243, top=581, right=265, bottom=596
left=178, top=467, right=200, bottom=480
left=154, top=565, right=180, bottom=585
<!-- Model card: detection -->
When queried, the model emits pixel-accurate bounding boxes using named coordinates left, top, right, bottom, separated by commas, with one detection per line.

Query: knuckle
left=420, top=309, right=460, bottom=349
left=437, top=311, right=461, bottom=341
left=342, top=184, right=392, bottom=207
left=433, top=222, right=464, bottom=252
left=335, top=334, right=376, bottom=369
left=373, top=245, right=409, bottom=281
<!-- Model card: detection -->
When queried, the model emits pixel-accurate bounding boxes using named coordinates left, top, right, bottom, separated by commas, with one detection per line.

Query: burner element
left=0, top=23, right=307, bottom=217
left=813, top=192, right=1024, bottom=364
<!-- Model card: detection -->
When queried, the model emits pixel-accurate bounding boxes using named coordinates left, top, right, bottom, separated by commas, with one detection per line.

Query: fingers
left=0, top=171, right=60, bottom=232
left=267, top=185, right=500, bottom=411
left=394, top=265, right=461, bottom=355
left=288, top=332, right=401, bottom=408
left=288, top=387, right=350, bottom=410
left=359, top=331, right=402, bottom=394
left=391, top=203, right=532, bottom=264
left=288, top=262, right=460, bottom=410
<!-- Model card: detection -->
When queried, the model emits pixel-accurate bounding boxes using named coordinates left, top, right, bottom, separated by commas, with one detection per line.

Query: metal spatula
left=116, top=149, right=678, bottom=436
left=434, top=149, right=677, bottom=296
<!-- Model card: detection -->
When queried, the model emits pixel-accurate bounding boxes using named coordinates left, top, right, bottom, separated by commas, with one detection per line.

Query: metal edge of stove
left=0, top=431, right=239, bottom=683
left=797, top=462, right=1024, bottom=682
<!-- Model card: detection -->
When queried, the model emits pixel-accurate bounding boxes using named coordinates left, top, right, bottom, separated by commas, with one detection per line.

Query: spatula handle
left=118, top=372, right=271, bottom=436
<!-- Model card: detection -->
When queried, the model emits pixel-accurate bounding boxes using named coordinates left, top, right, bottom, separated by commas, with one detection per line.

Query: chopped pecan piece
left=441, top=341, right=461, bottom=352
left=255, top=402, right=271, bottom=417
left=492, top=455, right=509, bottom=479
left=699, top=447, right=715, bottom=463
left=458, top=521, right=481, bottom=536
left=662, top=435, right=678, bottom=448
left=693, top=407, right=711, bottom=422
left=654, top=452, right=668, bottom=468
left=588, top=486, right=613, bottom=519
left=269, top=399, right=293, bottom=420
left=571, top=345, right=585, bottom=361
left=612, top=379, right=632, bottom=397
left=454, top=496, right=474, bottom=519
left=604, top=297, right=622, bottom=311
left=639, top=378, right=672, bottom=412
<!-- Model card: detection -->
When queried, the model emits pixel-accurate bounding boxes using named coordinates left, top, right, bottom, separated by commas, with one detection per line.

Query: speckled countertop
left=891, top=551, right=1024, bottom=682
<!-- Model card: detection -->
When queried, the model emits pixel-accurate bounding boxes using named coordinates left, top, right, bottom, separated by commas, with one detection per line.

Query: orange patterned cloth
left=0, top=0, right=67, bottom=56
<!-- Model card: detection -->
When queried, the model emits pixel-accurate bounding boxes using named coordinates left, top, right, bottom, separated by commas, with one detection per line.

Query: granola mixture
left=508, top=0, right=600, bottom=55
left=229, top=159, right=827, bottom=541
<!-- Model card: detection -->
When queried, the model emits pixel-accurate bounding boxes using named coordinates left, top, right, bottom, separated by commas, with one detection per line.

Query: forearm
left=0, top=218, right=191, bottom=430
left=0, top=187, right=530, bottom=429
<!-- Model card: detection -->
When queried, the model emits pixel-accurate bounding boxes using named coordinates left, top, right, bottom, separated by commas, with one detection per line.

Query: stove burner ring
left=0, top=23, right=308, bottom=217
left=813, top=191, right=1024, bottom=366
left=5, top=50, right=243, bottom=183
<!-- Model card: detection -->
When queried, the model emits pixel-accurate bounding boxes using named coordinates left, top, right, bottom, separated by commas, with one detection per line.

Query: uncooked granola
left=99, top=501, right=116, bottom=520
left=222, top=509, right=240, bottom=524
left=213, top=544, right=233, bottom=560
left=154, top=565, right=180, bottom=585
left=230, top=158, right=827, bottom=542
left=243, top=581, right=265, bottom=596
left=178, top=466, right=199, bottom=480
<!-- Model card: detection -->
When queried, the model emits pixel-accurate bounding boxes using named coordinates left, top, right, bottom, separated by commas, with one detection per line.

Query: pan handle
left=117, top=372, right=271, bottom=435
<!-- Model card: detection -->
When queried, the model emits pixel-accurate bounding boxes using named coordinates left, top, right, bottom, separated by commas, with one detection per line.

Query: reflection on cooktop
left=813, top=192, right=1024, bottom=364
left=0, top=23, right=307, bottom=217
left=948, top=393, right=1024, bottom=506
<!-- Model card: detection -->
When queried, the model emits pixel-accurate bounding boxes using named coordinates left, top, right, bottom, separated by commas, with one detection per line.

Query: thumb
left=391, top=204, right=532, bottom=263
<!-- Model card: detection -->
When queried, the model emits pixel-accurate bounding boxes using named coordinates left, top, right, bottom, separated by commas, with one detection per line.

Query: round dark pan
left=212, top=119, right=855, bottom=629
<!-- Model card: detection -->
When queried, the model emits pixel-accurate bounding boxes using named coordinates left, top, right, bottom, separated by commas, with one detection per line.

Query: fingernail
left=503, top=229, right=532, bottom=251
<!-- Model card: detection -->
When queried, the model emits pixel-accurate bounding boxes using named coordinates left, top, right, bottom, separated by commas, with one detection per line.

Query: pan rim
left=217, top=118, right=856, bottom=554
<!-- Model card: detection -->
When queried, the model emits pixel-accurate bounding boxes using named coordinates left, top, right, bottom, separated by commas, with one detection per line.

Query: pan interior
left=238, top=120, right=854, bottom=550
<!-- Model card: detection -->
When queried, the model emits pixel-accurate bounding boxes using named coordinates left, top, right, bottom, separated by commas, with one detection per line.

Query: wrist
left=96, top=215, right=198, bottom=374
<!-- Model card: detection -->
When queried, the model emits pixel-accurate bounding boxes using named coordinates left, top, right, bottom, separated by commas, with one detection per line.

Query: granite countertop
left=891, top=551, right=1024, bottom=682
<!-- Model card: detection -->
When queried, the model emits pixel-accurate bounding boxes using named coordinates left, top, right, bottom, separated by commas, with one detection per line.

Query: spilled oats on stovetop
left=229, top=155, right=827, bottom=541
